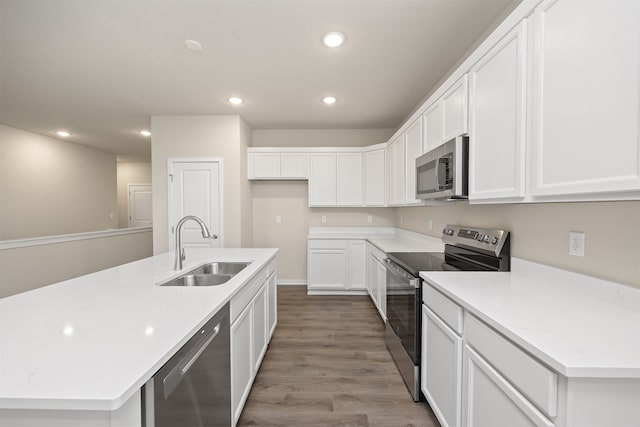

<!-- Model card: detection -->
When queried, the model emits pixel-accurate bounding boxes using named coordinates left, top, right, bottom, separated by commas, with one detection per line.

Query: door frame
left=127, top=183, right=152, bottom=228
left=167, top=158, right=225, bottom=249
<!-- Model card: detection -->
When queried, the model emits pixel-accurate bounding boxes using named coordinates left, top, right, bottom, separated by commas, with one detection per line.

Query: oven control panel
left=442, top=225, right=509, bottom=256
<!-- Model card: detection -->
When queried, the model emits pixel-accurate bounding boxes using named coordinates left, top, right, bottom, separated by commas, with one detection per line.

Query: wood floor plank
left=236, top=286, right=440, bottom=427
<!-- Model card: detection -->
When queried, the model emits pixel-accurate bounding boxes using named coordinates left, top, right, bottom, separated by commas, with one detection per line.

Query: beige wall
left=0, top=230, right=153, bottom=298
left=252, top=182, right=396, bottom=282
left=396, top=202, right=640, bottom=288
left=0, top=124, right=118, bottom=240
left=151, top=115, right=253, bottom=254
left=252, top=128, right=395, bottom=148
left=116, top=162, right=152, bottom=228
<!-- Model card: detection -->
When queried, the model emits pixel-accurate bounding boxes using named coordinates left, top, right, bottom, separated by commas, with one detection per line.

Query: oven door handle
left=385, top=258, right=421, bottom=288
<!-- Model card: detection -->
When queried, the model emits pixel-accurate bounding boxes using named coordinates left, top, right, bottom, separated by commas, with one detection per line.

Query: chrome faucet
left=174, top=215, right=217, bottom=270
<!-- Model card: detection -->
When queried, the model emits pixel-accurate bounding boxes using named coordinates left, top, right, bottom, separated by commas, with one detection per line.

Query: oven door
left=385, top=259, right=421, bottom=364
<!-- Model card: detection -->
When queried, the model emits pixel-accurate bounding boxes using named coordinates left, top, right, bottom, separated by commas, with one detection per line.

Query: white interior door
left=127, top=184, right=152, bottom=227
left=168, top=159, right=222, bottom=250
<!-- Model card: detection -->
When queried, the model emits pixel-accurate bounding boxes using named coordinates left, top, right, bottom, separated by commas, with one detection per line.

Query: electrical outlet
left=321, top=215, right=327, bottom=224
left=428, top=219, right=433, bottom=230
left=367, top=215, right=373, bottom=224
left=275, top=215, right=282, bottom=224
left=569, top=231, right=585, bottom=257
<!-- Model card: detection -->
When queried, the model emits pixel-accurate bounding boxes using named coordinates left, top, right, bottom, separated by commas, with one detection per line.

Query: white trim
left=248, top=143, right=387, bottom=154
left=277, top=279, right=307, bottom=286
left=0, top=227, right=152, bottom=250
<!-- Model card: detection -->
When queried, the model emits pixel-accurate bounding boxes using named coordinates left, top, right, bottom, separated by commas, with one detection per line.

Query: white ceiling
left=0, top=0, right=517, bottom=161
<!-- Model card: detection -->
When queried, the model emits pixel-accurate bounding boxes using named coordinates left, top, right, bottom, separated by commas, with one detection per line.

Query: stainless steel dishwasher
left=142, top=303, right=231, bottom=427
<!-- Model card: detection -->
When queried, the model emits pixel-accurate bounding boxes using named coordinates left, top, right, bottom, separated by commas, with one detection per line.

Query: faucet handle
left=208, top=234, right=219, bottom=239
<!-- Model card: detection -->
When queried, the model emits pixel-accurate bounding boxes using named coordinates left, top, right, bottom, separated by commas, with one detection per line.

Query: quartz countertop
left=0, top=248, right=278, bottom=411
left=308, top=227, right=445, bottom=253
left=421, top=258, right=640, bottom=379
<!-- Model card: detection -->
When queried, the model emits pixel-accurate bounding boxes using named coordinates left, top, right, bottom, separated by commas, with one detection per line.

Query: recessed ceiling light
left=56, top=130, right=71, bottom=137
left=322, top=31, right=346, bottom=48
left=184, top=39, right=203, bottom=51
left=139, top=130, right=151, bottom=137
left=322, top=96, right=337, bottom=105
left=228, top=96, right=244, bottom=105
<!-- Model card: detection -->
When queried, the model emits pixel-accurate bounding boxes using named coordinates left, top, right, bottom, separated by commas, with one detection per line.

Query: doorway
left=127, top=184, right=152, bottom=227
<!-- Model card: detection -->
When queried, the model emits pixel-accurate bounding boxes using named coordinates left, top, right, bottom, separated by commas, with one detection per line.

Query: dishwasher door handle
left=163, top=322, right=221, bottom=399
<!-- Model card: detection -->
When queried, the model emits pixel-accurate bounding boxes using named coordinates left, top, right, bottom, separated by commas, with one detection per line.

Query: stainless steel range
left=384, top=225, right=510, bottom=401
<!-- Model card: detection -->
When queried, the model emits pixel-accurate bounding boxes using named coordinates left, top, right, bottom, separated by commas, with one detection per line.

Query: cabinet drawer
left=308, top=239, right=347, bottom=249
left=423, top=284, right=464, bottom=335
left=464, top=313, right=558, bottom=418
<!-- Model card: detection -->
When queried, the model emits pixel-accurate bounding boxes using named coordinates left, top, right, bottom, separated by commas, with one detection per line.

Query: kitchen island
left=0, top=247, right=278, bottom=427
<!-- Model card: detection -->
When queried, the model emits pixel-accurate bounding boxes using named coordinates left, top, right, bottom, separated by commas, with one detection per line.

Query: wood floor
left=237, top=286, right=440, bottom=427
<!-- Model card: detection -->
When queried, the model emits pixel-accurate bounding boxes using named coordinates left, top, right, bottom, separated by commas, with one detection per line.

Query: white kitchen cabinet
left=462, top=345, right=554, bottom=427
left=423, top=101, right=443, bottom=153
left=348, top=240, right=366, bottom=290
left=364, top=148, right=386, bottom=206
left=468, top=21, right=527, bottom=202
left=529, top=0, right=640, bottom=199
left=442, top=75, right=469, bottom=142
left=231, top=302, right=253, bottom=424
left=385, top=134, right=405, bottom=205
left=308, top=239, right=368, bottom=294
left=337, top=152, right=364, bottom=206
left=247, top=151, right=308, bottom=180
left=404, top=117, right=423, bottom=204
left=308, top=153, right=337, bottom=206
left=267, top=270, right=277, bottom=338
left=422, top=305, right=463, bottom=427
left=366, top=243, right=387, bottom=321
left=252, top=282, right=268, bottom=372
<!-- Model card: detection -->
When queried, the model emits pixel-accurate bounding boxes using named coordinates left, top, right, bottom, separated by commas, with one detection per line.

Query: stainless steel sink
left=190, top=262, right=251, bottom=276
left=161, top=273, right=232, bottom=287
left=159, top=261, right=251, bottom=287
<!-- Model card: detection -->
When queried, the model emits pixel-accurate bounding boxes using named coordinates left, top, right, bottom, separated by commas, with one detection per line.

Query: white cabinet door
left=469, top=21, right=527, bottom=202
left=442, top=75, right=469, bottom=142
left=267, top=271, right=277, bottom=338
left=462, top=345, right=554, bottom=427
left=529, top=0, right=640, bottom=198
left=422, top=306, right=463, bottom=427
left=424, top=101, right=443, bottom=152
left=393, top=134, right=406, bottom=205
left=385, top=140, right=396, bottom=205
left=253, top=153, right=281, bottom=178
left=281, top=153, right=308, bottom=178
left=376, top=257, right=387, bottom=320
left=308, top=241, right=348, bottom=290
left=231, top=303, right=253, bottom=424
left=364, top=149, right=386, bottom=206
left=252, top=283, right=268, bottom=372
left=404, top=117, right=423, bottom=204
left=337, top=153, right=364, bottom=206
left=348, top=240, right=366, bottom=290
left=308, top=153, right=337, bottom=206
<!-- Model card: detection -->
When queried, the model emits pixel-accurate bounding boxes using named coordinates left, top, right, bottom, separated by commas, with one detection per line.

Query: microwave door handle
left=435, top=156, right=444, bottom=190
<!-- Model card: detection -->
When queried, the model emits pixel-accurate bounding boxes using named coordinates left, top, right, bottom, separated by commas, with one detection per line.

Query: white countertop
left=422, top=258, right=640, bottom=379
left=308, top=227, right=445, bottom=253
left=0, top=248, right=278, bottom=411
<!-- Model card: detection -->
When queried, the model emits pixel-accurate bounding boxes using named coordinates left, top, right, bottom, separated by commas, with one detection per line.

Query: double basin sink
left=160, top=261, right=251, bottom=287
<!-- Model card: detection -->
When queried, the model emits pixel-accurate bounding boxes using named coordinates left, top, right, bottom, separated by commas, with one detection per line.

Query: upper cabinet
left=308, top=153, right=338, bottom=206
left=385, top=133, right=405, bottom=205
left=337, top=153, right=364, bottom=206
left=247, top=149, right=308, bottom=180
left=404, top=117, right=423, bottom=205
left=528, top=0, right=640, bottom=199
left=468, top=21, right=527, bottom=202
left=423, top=75, right=469, bottom=153
left=364, top=148, right=386, bottom=206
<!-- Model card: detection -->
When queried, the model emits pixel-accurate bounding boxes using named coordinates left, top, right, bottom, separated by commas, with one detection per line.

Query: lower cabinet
left=230, top=261, right=277, bottom=426
left=308, top=239, right=367, bottom=294
left=462, top=345, right=553, bottom=427
left=366, top=242, right=387, bottom=321
left=421, top=305, right=463, bottom=427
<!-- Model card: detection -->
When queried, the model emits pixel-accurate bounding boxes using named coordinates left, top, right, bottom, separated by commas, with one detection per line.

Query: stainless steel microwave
left=416, top=136, right=468, bottom=200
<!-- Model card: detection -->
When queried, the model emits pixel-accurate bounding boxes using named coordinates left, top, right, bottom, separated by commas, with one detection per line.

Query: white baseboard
left=277, top=279, right=307, bottom=286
